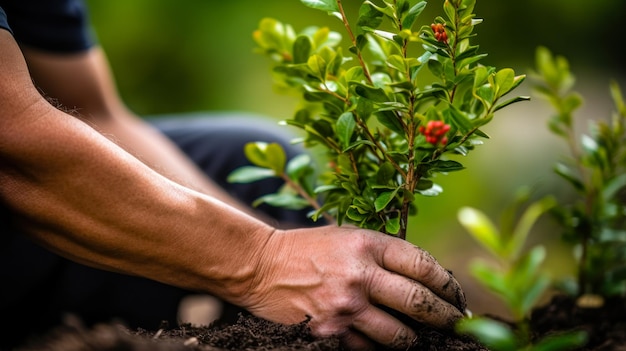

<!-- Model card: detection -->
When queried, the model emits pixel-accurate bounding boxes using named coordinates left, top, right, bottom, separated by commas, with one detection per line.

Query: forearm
left=21, top=46, right=268, bottom=221
left=0, top=100, right=274, bottom=302
left=92, top=112, right=269, bottom=219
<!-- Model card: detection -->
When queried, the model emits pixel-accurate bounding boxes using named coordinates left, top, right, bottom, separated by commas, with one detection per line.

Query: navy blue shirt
left=0, top=7, right=9, bottom=33
left=0, top=0, right=93, bottom=53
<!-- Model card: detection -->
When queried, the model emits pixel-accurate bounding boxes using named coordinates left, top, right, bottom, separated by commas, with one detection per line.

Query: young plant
left=531, top=46, right=626, bottom=300
left=228, top=0, right=528, bottom=239
left=455, top=189, right=587, bottom=350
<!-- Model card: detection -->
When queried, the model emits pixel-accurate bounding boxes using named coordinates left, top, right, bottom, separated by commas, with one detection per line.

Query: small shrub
left=228, top=0, right=527, bottom=239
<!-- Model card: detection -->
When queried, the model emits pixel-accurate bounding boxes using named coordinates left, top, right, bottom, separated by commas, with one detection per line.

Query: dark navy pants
left=0, top=113, right=317, bottom=348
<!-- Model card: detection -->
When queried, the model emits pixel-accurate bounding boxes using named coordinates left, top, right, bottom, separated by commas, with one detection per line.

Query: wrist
left=228, top=227, right=290, bottom=309
left=197, top=206, right=280, bottom=305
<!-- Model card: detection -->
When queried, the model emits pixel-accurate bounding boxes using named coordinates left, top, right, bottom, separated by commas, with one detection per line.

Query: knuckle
left=346, top=231, right=372, bottom=255
left=414, top=253, right=437, bottom=280
left=389, top=326, right=414, bottom=350
left=404, top=283, right=437, bottom=316
left=404, top=283, right=426, bottom=310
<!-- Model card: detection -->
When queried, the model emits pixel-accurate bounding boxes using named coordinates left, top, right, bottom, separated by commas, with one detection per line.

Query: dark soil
left=14, top=295, right=626, bottom=351
left=529, top=295, right=626, bottom=350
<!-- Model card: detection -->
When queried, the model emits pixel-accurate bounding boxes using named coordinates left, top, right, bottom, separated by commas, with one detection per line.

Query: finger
left=369, top=267, right=464, bottom=330
left=376, top=237, right=466, bottom=311
left=338, top=329, right=376, bottom=351
left=351, top=304, right=416, bottom=350
left=309, top=317, right=375, bottom=351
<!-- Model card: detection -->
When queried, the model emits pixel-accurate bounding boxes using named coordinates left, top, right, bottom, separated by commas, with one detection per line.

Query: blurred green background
left=84, top=0, right=626, bottom=317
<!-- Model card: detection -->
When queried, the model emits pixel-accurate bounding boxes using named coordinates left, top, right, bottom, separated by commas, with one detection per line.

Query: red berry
left=431, top=23, right=448, bottom=44
left=420, top=120, right=450, bottom=146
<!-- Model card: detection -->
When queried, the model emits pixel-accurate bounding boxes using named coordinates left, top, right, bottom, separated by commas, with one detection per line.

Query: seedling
left=531, top=46, right=626, bottom=300
left=456, top=189, right=586, bottom=350
left=228, top=0, right=528, bottom=239
left=454, top=46, right=626, bottom=350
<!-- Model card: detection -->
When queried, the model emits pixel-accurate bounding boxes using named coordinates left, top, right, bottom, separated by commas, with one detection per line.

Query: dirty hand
left=240, top=225, right=466, bottom=350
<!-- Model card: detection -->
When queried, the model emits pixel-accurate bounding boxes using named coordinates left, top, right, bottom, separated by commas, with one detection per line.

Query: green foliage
left=531, top=46, right=626, bottom=298
left=456, top=46, right=626, bottom=350
left=456, top=189, right=587, bottom=350
left=230, top=0, right=527, bottom=239
left=458, top=189, right=555, bottom=321
left=456, top=317, right=587, bottom=351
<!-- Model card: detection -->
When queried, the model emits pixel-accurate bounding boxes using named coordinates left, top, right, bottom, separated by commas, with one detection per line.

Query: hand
left=240, top=225, right=466, bottom=350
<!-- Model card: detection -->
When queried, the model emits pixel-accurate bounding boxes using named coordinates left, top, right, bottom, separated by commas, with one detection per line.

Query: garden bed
left=16, top=295, right=626, bottom=351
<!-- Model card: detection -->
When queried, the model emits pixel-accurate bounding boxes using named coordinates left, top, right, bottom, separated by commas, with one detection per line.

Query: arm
left=19, top=44, right=266, bottom=220
left=1, top=30, right=465, bottom=350
left=0, top=30, right=274, bottom=301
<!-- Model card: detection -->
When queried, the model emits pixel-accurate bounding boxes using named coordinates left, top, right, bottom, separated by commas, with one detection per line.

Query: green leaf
left=336, top=112, right=356, bottom=148
left=580, top=133, right=598, bottom=154
left=293, top=35, right=312, bottom=64
left=515, top=246, right=548, bottom=280
left=494, top=95, right=530, bottom=112
left=244, top=142, right=286, bottom=175
left=402, top=1, right=426, bottom=29
left=375, top=188, right=399, bottom=212
left=511, top=246, right=549, bottom=315
left=532, top=331, right=588, bottom=351
left=506, top=196, right=556, bottom=260
left=457, top=53, right=488, bottom=69
left=352, top=82, right=389, bottom=102
left=610, top=80, right=625, bottom=112
left=314, top=184, right=341, bottom=194
left=534, top=46, right=575, bottom=92
left=554, top=162, right=585, bottom=192
left=562, top=93, right=583, bottom=116
left=347, top=205, right=368, bottom=221
left=518, top=273, right=550, bottom=319
left=458, top=207, right=502, bottom=257
left=385, top=216, right=401, bottom=234
left=386, top=54, right=407, bottom=72
left=470, top=260, right=509, bottom=296
left=361, top=0, right=394, bottom=18
left=455, top=317, right=518, bottom=351
left=473, top=65, right=491, bottom=88
left=371, top=29, right=396, bottom=42
left=357, top=1, right=384, bottom=31
left=602, top=173, right=626, bottom=203
left=376, top=162, right=396, bottom=184
left=475, top=83, right=495, bottom=108
left=286, top=154, right=313, bottom=180
left=375, top=110, right=406, bottom=136
left=455, top=45, right=483, bottom=64
left=227, top=166, right=277, bottom=183
left=300, top=0, right=339, bottom=13
left=442, top=105, right=474, bottom=134
left=254, top=18, right=295, bottom=57
left=499, top=186, right=531, bottom=241
left=416, top=178, right=434, bottom=190
left=443, top=0, right=456, bottom=23
left=253, top=192, right=311, bottom=210
left=416, top=183, right=442, bottom=196
left=427, top=59, right=444, bottom=79
left=429, top=159, right=465, bottom=173
left=343, top=139, right=376, bottom=152
left=307, top=54, right=328, bottom=79
left=494, top=68, right=515, bottom=98
left=312, top=26, right=342, bottom=49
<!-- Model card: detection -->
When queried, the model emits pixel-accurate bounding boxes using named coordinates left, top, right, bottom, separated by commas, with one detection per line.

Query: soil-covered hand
left=239, top=225, right=467, bottom=350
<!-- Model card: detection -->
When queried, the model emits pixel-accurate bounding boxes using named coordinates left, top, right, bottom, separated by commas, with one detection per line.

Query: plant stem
left=336, top=0, right=373, bottom=84
left=280, top=174, right=335, bottom=224
left=560, top=100, right=592, bottom=295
